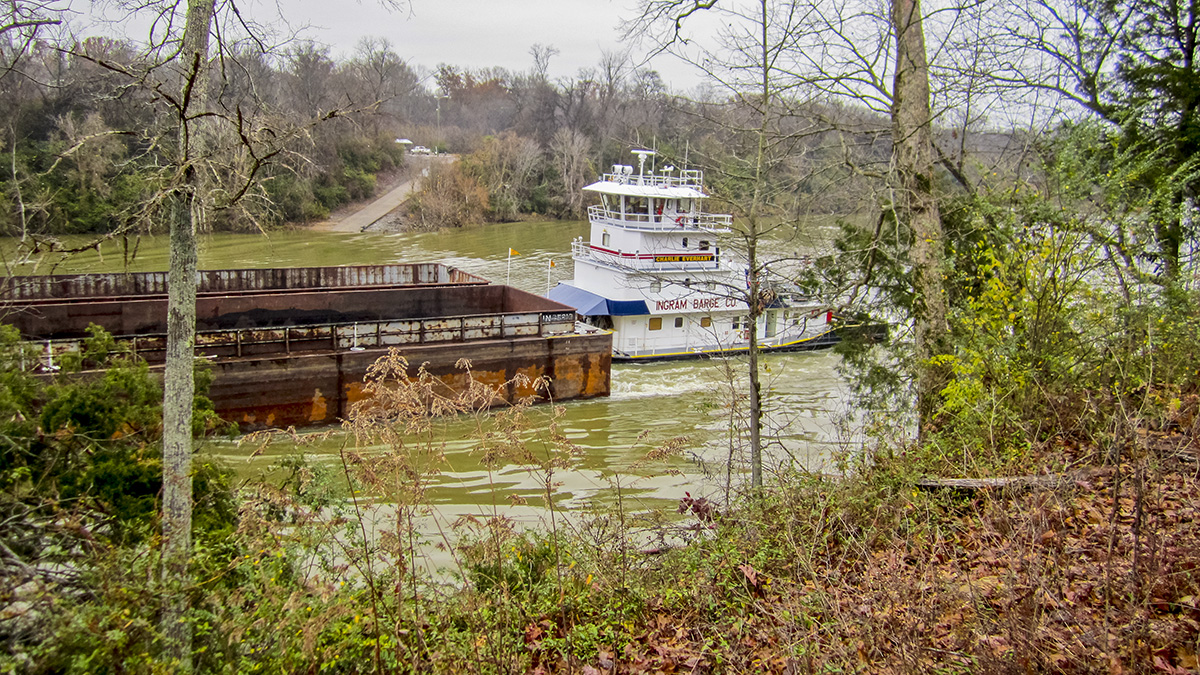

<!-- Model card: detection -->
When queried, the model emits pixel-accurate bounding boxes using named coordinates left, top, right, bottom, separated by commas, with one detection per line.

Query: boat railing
left=25, top=309, right=580, bottom=368
left=616, top=325, right=841, bottom=359
left=599, top=168, right=705, bottom=188
left=587, top=205, right=732, bottom=232
left=572, top=240, right=729, bottom=273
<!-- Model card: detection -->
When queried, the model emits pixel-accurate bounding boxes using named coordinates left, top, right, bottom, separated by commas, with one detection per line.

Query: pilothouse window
left=628, top=197, right=648, bottom=219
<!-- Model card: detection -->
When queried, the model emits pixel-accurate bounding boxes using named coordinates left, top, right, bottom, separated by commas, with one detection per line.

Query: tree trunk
left=161, top=1, right=214, bottom=670
left=890, top=0, right=948, bottom=432
left=746, top=0, right=771, bottom=491
left=748, top=236, right=763, bottom=490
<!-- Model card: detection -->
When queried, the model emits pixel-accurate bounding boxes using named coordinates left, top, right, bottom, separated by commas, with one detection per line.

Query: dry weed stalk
left=339, top=349, right=590, bottom=671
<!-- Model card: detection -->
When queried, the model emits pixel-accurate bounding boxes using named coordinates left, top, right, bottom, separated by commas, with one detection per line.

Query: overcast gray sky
left=79, top=0, right=703, bottom=90
left=296, top=0, right=628, bottom=72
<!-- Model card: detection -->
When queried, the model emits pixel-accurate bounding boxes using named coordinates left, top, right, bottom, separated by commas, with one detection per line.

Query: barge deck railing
left=28, top=309, right=587, bottom=368
left=1, top=263, right=487, bottom=304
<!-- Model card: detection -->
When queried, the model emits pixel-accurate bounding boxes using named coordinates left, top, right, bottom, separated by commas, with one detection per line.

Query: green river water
left=7, top=221, right=852, bottom=525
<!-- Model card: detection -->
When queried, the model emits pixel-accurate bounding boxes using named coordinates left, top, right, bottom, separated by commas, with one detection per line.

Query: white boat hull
left=600, top=306, right=842, bottom=361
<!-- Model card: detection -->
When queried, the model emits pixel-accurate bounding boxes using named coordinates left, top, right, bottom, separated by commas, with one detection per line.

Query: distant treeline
left=1, top=36, right=425, bottom=235
left=0, top=34, right=995, bottom=236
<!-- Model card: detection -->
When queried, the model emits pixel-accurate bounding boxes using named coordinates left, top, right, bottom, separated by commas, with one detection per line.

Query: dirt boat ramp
left=311, top=154, right=454, bottom=233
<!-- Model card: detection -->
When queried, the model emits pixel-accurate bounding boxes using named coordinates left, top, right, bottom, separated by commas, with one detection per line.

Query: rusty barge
left=1, top=264, right=612, bottom=428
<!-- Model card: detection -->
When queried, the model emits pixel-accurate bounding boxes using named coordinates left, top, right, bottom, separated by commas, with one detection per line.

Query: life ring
left=675, top=215, right=685, bottom=226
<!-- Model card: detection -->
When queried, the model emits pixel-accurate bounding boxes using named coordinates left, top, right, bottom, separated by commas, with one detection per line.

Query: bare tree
left=281, top=41, right=339, bottom=119
left=529, top=42, right=559, bottom=83
left=468, top=130, right=542, bottom=220
left=596, top=48, right=633, bottom=139
left=0, top=0, right=62, bottom=79
left=0, top=2, right=63, bottom=257
left=161, top=4, right=214, bottom=668
left=733, top=0, right=952, bottom=429
left=626, top=0, right=959, bottom=450
left=513, top=46, right=561, bottom=145
left=627, top=0, right=831, bottom=488
left=72, top=2, right=397, bottom=667
left=549, top=126, right=592, bottom=216
left=350, top=36, right=422, bottom=133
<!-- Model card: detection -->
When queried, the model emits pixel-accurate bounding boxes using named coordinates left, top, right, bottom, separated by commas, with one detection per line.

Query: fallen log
left=917, top=468, right=1106, bottom=494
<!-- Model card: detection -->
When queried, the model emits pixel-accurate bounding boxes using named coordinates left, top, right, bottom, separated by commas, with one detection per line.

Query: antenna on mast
left=631, top=149, right=655, bottom=183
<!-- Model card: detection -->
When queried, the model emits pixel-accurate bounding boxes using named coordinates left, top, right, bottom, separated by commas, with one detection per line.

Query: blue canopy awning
left=548, top=284, right=649, bottom=316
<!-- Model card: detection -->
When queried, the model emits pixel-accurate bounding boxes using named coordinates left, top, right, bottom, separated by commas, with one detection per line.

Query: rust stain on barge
left=3, top=264, right=611, bottom=429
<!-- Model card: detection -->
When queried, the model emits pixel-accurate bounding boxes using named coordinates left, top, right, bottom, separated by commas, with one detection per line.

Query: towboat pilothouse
left=549, top=149, right=844, bottom=361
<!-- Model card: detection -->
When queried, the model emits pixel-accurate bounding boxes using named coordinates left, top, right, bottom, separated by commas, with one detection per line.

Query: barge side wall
left=184, top=332, right=611, bottom=428
left=5, top=278, right=611, bottom=428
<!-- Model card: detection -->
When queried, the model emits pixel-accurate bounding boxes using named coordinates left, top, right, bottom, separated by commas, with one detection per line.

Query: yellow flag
left=509, top=248, right=519, bottom=256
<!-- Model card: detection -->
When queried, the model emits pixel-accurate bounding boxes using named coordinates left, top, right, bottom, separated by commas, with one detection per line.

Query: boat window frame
left=627, top=196, right=648, bottom=222
left=649, top=317, right=663, bottom=331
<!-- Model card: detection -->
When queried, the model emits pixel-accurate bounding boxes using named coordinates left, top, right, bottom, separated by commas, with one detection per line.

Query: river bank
left=9, top=387, right=1195, bottom=673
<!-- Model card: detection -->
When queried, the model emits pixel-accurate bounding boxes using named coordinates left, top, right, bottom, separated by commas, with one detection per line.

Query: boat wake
left=609, top=363, right=715, bottom=400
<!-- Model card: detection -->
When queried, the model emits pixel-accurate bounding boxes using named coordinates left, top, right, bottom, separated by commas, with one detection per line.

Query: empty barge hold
left=1, top=264, right=612, bottom=429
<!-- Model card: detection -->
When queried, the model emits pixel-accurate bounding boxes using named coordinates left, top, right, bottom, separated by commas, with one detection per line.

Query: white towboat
left=548, top=149, right=846, bottom=361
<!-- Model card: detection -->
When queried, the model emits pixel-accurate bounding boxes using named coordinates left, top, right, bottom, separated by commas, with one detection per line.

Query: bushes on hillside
left=404, top=163, right=490, bottom=230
